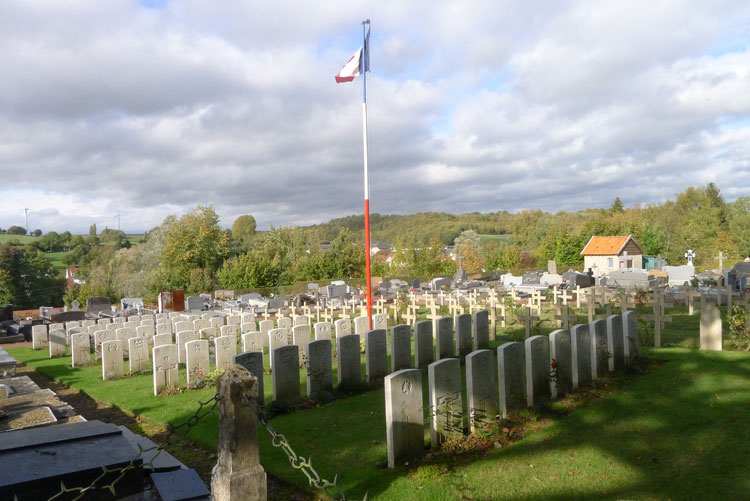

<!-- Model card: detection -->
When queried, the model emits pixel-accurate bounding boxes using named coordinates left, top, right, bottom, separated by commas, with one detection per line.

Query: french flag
left=335, top=47, right=363, bottom=83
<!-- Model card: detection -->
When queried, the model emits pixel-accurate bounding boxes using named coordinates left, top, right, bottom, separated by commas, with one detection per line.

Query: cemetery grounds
left=8, top=301, right=750, bottom=500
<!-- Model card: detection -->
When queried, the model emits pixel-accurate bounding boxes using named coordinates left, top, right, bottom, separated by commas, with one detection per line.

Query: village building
left=580, top=235, right=644, bottom=275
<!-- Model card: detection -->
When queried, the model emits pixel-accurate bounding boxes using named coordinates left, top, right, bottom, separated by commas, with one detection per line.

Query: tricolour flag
left=335, top=47, right=363, bottom=83
left=335, top=24, right=370, bottom=83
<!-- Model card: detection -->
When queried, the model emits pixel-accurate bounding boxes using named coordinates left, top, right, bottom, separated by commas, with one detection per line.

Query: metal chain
left=242, top=393, right=367, bottom=501
left=41, top=393, right=221, bottom=501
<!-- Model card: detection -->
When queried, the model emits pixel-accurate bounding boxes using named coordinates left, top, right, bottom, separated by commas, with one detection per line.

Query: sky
left=1, top=1, right=749, bottom=234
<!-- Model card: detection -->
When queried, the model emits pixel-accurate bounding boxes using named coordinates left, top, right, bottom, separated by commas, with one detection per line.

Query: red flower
left=551, top=359, right=558, bottom=369
left=198, top=370, right=203, bottom=376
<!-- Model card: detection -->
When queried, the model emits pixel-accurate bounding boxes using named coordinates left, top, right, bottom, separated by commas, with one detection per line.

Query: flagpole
left=361, top=19, right=373, bottom=329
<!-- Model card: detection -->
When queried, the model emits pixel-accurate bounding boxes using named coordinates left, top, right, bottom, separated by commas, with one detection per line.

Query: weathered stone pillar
left=212, top=365, right=267, bottom=501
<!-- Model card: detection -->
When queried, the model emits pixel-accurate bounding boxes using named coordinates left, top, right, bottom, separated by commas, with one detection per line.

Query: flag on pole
left=335, top=47, right=363, bottom=83
left=335, top=24, right=370, bottom=83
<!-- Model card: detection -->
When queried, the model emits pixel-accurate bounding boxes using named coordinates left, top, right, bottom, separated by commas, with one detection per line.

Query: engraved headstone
left=549, top=329, right=572, bottom=399
left=353, top=315, right=370, bottom=334
left=153, top=344, right=179, bottom=395
left=271, top=345, right=301, bottom=406
left=373, top=313, right=388, bottom=331
left=153, top=333, right=172, bottom=348
left=305, top=339, right=333, bottom=397
left=127, top=336, right=149, bottom=374
left=314, top=321, right=332, bottom=341
left=176, top=331, right=199, bottom=364
left=473, top=310, right=490, bottom=350
left=32, top=324, right=48, bottom=350
left=570, top=324, right=592, bottom=389
left=590, top=319, right=608, bottom=379
left=466, top=349, right=498, bottom=433
left=242, top=332, right=264, bottom=353
left=391, top=325, right=412, bottom=372
left=234, top=351, right=265, bottom=404
left=185, top=339, right=210, bottom=387
left=414, top=320, right=434, bottom=371
left=102, top=340, right=123, bottom=380
left=497, top=342, right=525, bottom=418
left=436, top=317, right=455, bottom=360
left=525, top=335, right=550, bottom=407
left=700, top=303, right=723, bottom=351
left=70, top=332, right=91, bottom=367
left=334, top=318, right=352, bottom=338
left=385, top=369, right=424, bottom=468
left=277, top=317, right=292, bottom=330
left=337, top=334, right=361, bottom=386
left=622, top=311, right=639, bottom=362
left=456, top=313, right=473, bottom=359
left=292, top=325, right=311, bottom=348
left=215, top=335, right=238, bottom=371
left=293, top=315, right=310, bottom=327
left=258, top=319, right=274, bottom=348
left=365, top=329, right=388, bottom=386
left=606, top=315, right=625, bottom=372
left=49, top=329, right=66, bottom=358
left=428, top=358, right=463, bottom=448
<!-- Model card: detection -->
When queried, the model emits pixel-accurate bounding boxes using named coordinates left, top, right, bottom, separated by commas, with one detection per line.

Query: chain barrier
left=37, top=393, right=221, bottom=501
left=242, top=393, right=367, bottom=501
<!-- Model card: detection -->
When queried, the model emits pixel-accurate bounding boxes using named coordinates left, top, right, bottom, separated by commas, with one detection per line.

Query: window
left=608, top=257, right=614, bottom=268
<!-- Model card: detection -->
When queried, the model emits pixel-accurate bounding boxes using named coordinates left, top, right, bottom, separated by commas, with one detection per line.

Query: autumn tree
left=231, top=214, right=257, bottom=252
left=160, top=205, right=229, bottom=291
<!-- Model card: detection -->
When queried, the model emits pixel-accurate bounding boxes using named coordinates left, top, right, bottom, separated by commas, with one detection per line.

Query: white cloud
left=0, top=0, right=749, bottom=233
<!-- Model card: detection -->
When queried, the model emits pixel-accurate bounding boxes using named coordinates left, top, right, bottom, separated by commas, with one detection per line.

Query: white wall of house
left=584, top=254, right=643, bottom=274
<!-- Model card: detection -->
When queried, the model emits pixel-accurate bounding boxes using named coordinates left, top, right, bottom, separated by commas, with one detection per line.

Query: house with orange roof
left=580, top=235, right=645, bottom=275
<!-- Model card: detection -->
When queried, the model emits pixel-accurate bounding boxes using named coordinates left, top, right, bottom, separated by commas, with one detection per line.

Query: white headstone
left=414, top=320, right=434, bottom=371
left=336, top=334, right=361, bottom=386
left=271, top=345, right=301, bottom=406
left=242, top=332, right=265, bottom=353
left=185, top=339, right=210, bottom=387
left=214, top=335, right=238, bottom=371
left=292, top=325, right=311, bottom=349
left=353, top=316, right=370, bottom=335
left=700, top=303, right=723, bottom=351
left=589, top=319, right=608, bottom=379
left=391, top=325, right=412, bottom=372
left=385, top=369, right=424, bottom=468
left=549, top=329, right=572, bottom=399
left=606, top=315, right=625, bottom=372
left=497, top=342, right=525, bottom=418
left=153, top=334, right=172, bottom=348
left=525, top=335, right=550, bottom=407
left=306, top=339, right=333, bottom=397
left=473, top=310, right=490, bottom=350
left=365, top=329, right=388, bottom=386
left=428, top=358, right=463, bottom=448
left=49, top=329, right=67, bottom=358
left=456, top=314, right=472, bottom=360
left=102, top=340, right=124, bottom=380
left=176, top=331, right=199, bottom=364
left=334, top=318, right=352, bottom=338
left=373, top=313, right=388, bottom=331
left=314, top=322, right=332, bottom=342
left=570, top=324, right=592, bottom=389
left=70, top=332, right=91, bottom=367
left=466, top=349, right=498, bottom=433
left=436, top=317, right=454, bottom=360
left=153, top=344, right=179, bottom=395
left=32, top=324, right=48, bottom=350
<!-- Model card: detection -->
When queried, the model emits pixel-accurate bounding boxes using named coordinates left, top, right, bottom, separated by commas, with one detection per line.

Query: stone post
left=211, top=364, right=267, bottom=501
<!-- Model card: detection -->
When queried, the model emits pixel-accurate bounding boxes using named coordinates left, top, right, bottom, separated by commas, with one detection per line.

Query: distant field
left=0, top=234, right=37, bottom=244
left=46, top=251, right=70, bottom=271
left=479, top=234, right=512, bottom=245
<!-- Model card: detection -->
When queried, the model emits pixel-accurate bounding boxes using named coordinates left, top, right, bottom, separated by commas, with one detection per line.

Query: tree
left=89, top=223, right=97, bottom=236
left=31, top=229, right=42, bottom=237
left=7, top=226, right=26, bottom=235
left=160, top=205, right=229, bottom=290
left=231, top=215, right=257, bottom=250
left=0, top=243, right=65, bottom=308
left=454, top=230, right=481, bottom=257
left=610, top=197, right=624, bottom=213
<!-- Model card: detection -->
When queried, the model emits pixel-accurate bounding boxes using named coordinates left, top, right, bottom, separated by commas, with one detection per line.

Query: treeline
left=6, top=183, right=749, bottom=308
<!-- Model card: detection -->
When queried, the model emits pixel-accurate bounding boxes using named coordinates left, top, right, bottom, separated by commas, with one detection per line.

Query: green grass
left=0, top=234, right=38, bottom=244
left=479, top=234, right=512, bottom=246
left=9, top=312, right=750, bottom=499
left=46, top=250, right=70, bottom=271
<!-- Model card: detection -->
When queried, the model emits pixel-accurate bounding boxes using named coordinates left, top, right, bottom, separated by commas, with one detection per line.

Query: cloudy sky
left=1, top=1, right=749, bottom=234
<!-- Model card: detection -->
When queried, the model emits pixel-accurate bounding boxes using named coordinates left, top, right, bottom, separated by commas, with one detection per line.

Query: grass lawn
left=0, top=234, right=38, bottom=244
left=479, top=234, right=512, bottom=246
left=9, top=307, right=750, bottom=499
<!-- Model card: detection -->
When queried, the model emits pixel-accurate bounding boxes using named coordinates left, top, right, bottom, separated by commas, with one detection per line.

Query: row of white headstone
left=384, top=311, right=639, bottom=468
